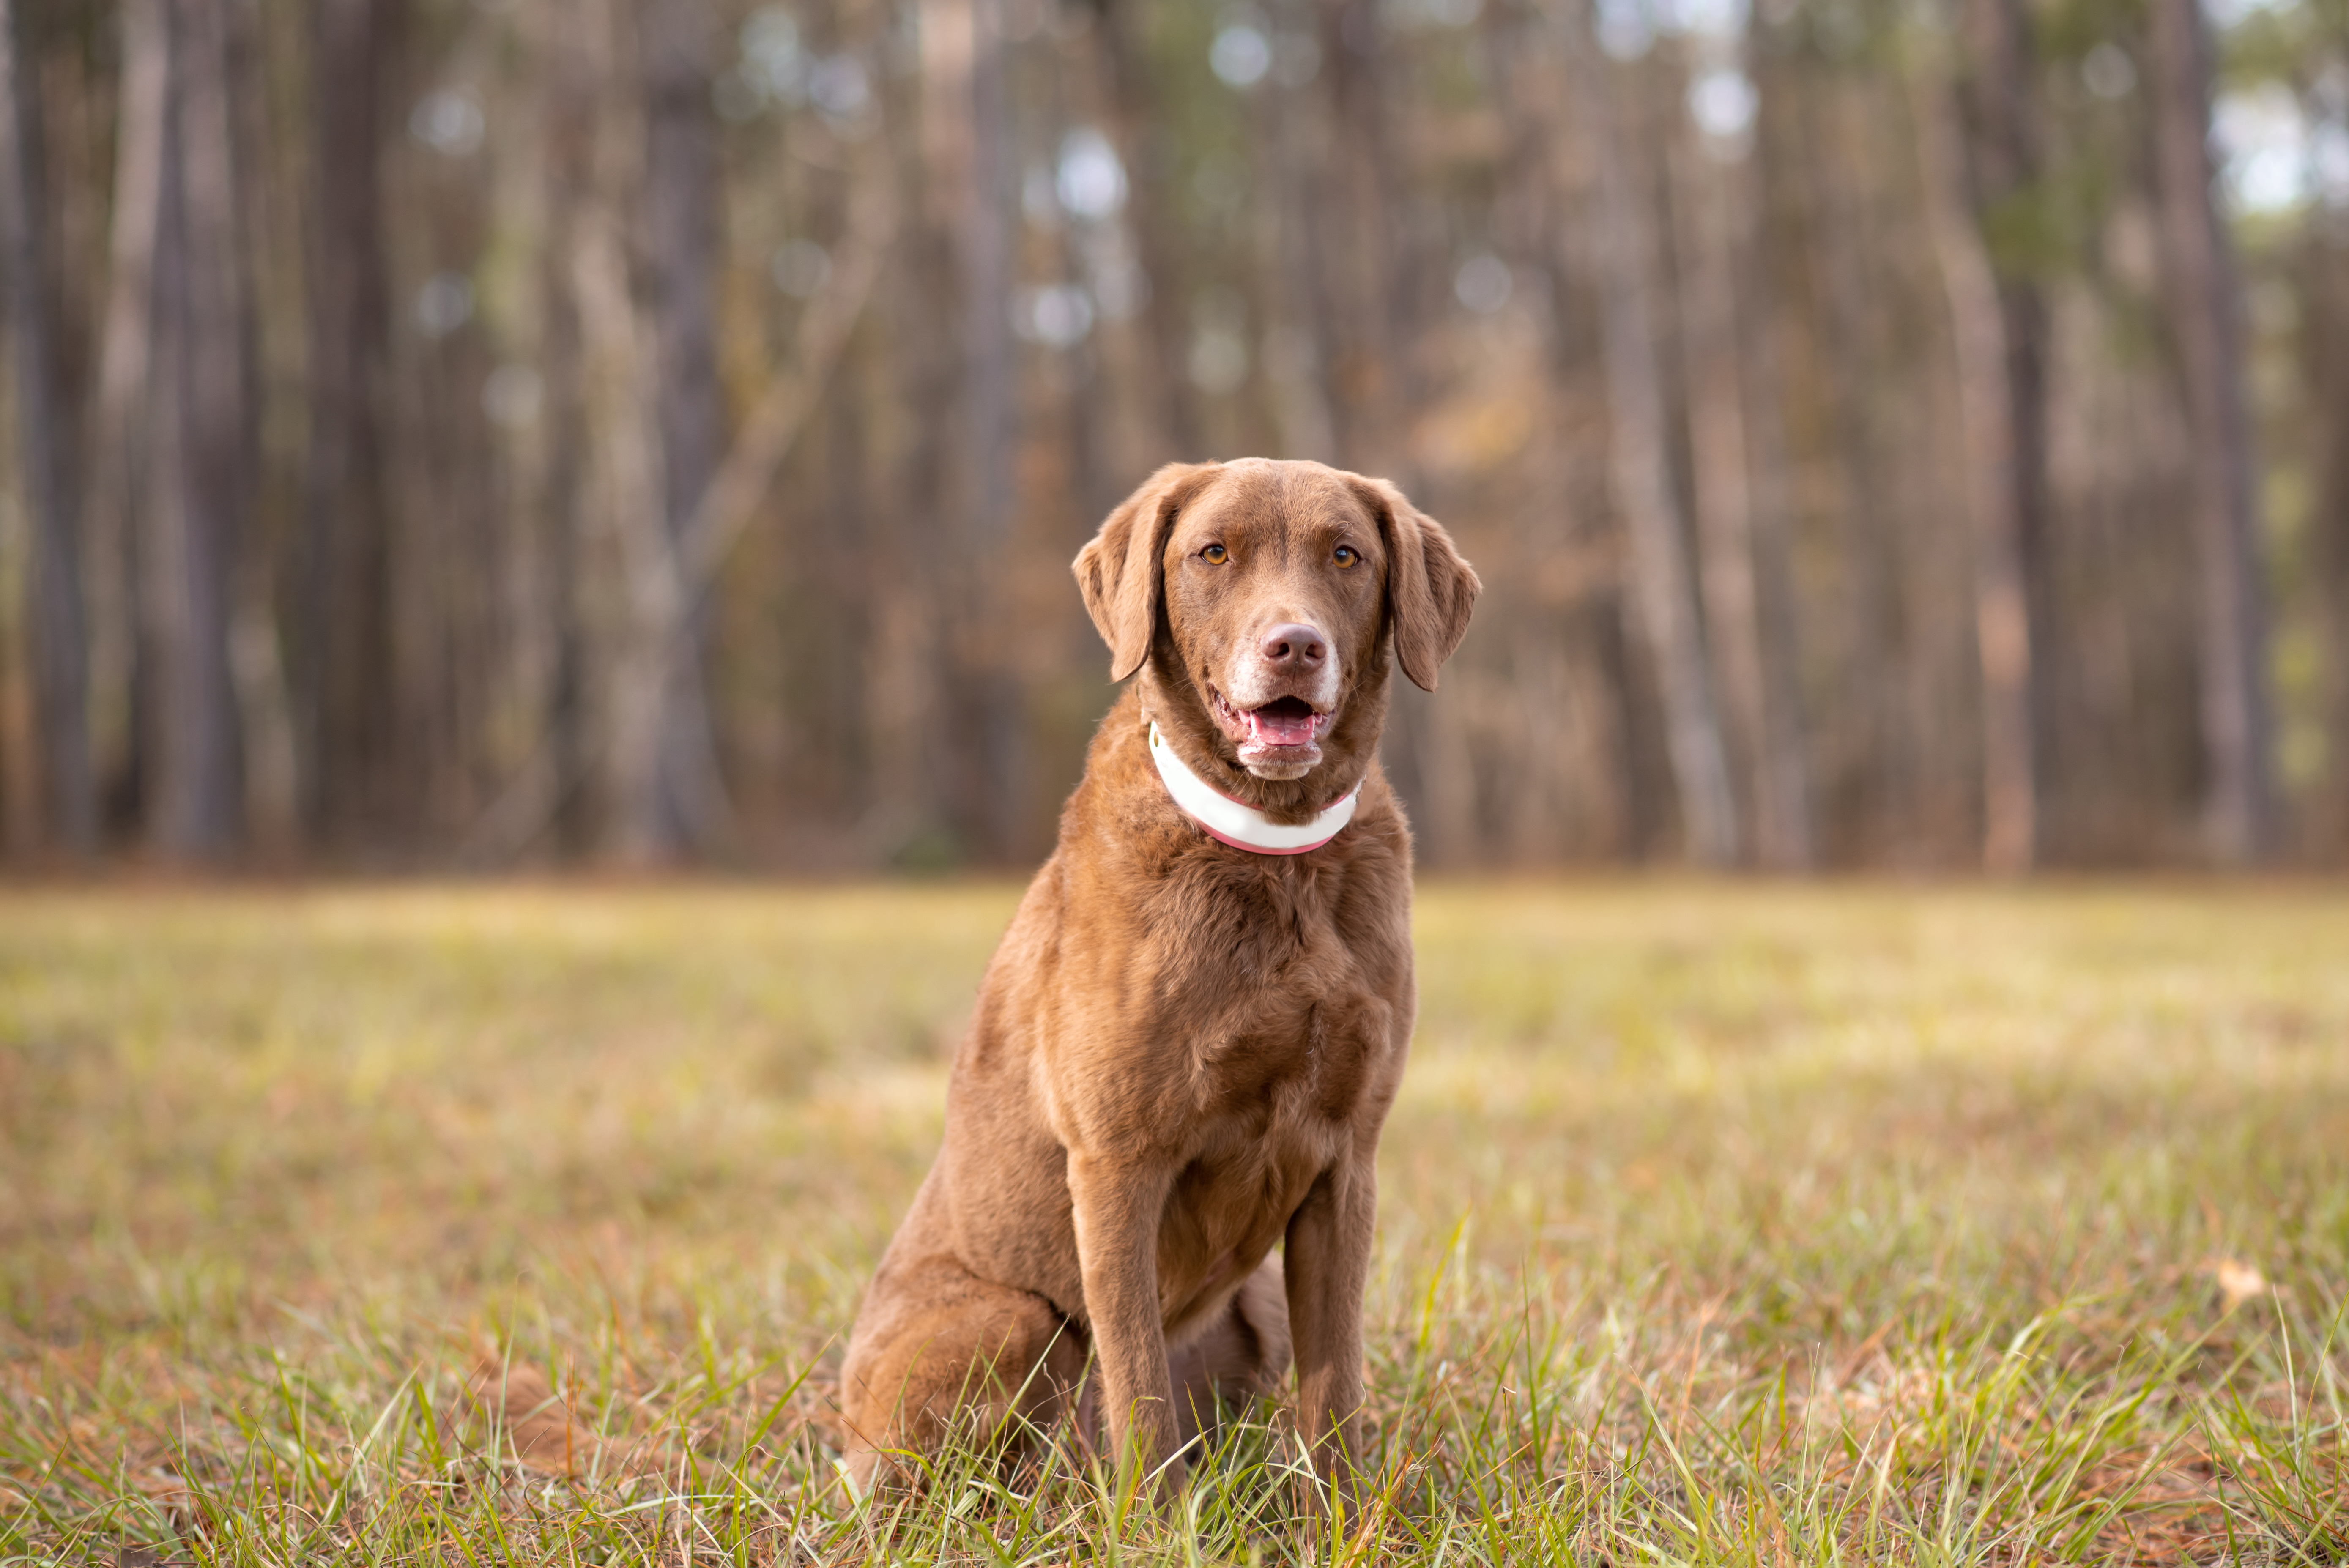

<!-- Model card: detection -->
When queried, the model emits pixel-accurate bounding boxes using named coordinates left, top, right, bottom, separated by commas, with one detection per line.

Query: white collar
left=1147, top=721, right=1361, bottom=855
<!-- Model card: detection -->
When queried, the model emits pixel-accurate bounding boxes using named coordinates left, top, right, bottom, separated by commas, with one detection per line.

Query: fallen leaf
left=466, top=1355, right=626, bottom=1478
left=2204, top=1257, right=2267, bottom=1312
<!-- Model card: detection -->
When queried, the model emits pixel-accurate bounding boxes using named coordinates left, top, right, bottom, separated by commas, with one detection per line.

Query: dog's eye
left=1201, top=544, right=1229, bottom=564
left=1333, top=545, right=1358, bottom=569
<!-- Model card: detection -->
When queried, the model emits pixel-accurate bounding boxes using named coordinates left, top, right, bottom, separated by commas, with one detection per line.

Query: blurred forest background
left=0, top=0, right=2340, bottom=872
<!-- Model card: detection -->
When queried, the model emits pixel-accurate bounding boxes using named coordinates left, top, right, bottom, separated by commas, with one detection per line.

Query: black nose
left=1258, top=622, right=1327, bottom=667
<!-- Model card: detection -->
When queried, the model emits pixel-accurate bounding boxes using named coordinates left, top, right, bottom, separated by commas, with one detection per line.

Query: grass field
left=2, top=881, right=2345, bottom=1565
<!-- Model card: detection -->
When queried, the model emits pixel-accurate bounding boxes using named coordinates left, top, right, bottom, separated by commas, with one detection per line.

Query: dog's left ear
left=1074, top=462, right=1221, bottom=681
left=1349, top=476, right=1481, bottom=690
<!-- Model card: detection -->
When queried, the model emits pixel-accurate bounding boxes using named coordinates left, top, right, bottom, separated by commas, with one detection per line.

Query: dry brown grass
left=2, top=880, right=2345, bottom=1563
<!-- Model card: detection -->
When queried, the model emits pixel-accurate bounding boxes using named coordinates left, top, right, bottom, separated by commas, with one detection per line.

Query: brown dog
left=839, top=458, right=1478, bottom=1500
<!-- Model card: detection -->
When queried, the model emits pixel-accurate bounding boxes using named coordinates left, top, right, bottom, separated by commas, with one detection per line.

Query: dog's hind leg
left=1168, top=1253, right=1293, bottom=1451
left=839, top=1247, right=1086, bottom=1493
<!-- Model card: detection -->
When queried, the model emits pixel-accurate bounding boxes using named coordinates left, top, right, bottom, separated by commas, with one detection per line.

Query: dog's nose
left=1258, top=623, right=1327, bottom=668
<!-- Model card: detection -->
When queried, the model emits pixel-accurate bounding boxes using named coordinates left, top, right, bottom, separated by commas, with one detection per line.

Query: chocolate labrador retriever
left=839, top=458, right=1478, bottom=1502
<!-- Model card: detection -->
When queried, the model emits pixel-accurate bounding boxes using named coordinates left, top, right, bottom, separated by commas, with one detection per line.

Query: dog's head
left=1074, top=458, right=1479, bottom=803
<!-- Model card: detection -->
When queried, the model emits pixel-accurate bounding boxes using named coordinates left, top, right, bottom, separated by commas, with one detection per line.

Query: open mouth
left=1209, top=689, right=1336, bottom=753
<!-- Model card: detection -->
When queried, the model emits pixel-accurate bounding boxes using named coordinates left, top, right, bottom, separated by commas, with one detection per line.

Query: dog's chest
left=1156, top=862, right=1405, bottom=1134
left=1174, top=1015, right=1367, bottom=1225
left=1150, top=941, right=1398, bottom=1326
left=1194, top=990, right=1388, bottom=1132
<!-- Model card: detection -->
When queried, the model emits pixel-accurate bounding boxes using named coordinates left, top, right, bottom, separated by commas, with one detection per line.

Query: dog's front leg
left=1285, top=1155, right=1376, bottom=1515
left=1067, top=1152, right=1180, bottom=1494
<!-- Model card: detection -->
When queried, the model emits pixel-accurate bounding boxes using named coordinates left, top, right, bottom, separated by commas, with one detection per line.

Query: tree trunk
left=612, top=0, right=726, bottom=861
left=1253, top=38, right=1339, bottom=467
left=2305, top=216, right=2349, bottom=858
left=1729, top=128, right=1816, bottom=870
left=1317, top=0, right=1419, bottom=471
left=1565, top=14, right=1738, bottom=865
left=541, top=23, right=594, bottom=860
left=298, top=0, right=399, bottom=846
left=1951, top=0, right=2050, bottom=867
left=1295, top=0, right=1368, bottom=470
left=1481, top=0, right=1646, bottom=862
left=86, top=0, right=168, bottom=838
left=455, top=0, right=596, bottom=865
left=966, top=0, right=1023, bottom=859
left=1796, top=80, right=1911, bottom=859
left=0, top=0, right=91, bottom=853
left=921, top=0, right=1022, bottom=859
left=1088, top=0, right=1203, bottom=462
left=1914, top=63, right=2037, bottom=871
left=2147, top=0, right=2272, bottom=863
left=575, top=0, right=670, bottom=860
left=143, top=1, right=248, bottom=858
left=1667, top=63, right=1811, bottom=869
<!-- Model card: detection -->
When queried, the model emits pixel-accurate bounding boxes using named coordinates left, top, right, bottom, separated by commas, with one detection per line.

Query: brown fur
left=839, top=459, right=1479, bottom=1502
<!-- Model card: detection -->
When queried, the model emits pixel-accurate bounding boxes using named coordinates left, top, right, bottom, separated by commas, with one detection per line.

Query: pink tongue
left=1247, top=706, right=1319, bottom=747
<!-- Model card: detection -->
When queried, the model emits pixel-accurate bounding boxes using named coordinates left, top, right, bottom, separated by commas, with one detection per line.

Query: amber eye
left=1201, top=543, right=1229, bottom=564
left=1333, top=545, right=1359, bottom=569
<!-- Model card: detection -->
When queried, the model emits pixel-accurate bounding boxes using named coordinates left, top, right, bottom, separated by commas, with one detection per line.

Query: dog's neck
left=1138, top=648, right=1391, bottom=828
left=1146, top=722, right=1361, bottom=854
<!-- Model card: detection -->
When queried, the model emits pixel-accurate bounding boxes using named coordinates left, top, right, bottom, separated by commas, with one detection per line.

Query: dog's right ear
left=1073, top=462, right=1220, bottom=681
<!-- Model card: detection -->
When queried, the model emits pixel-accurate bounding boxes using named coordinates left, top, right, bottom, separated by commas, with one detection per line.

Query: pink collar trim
left=1147, top=722, right=1361, bottom=855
